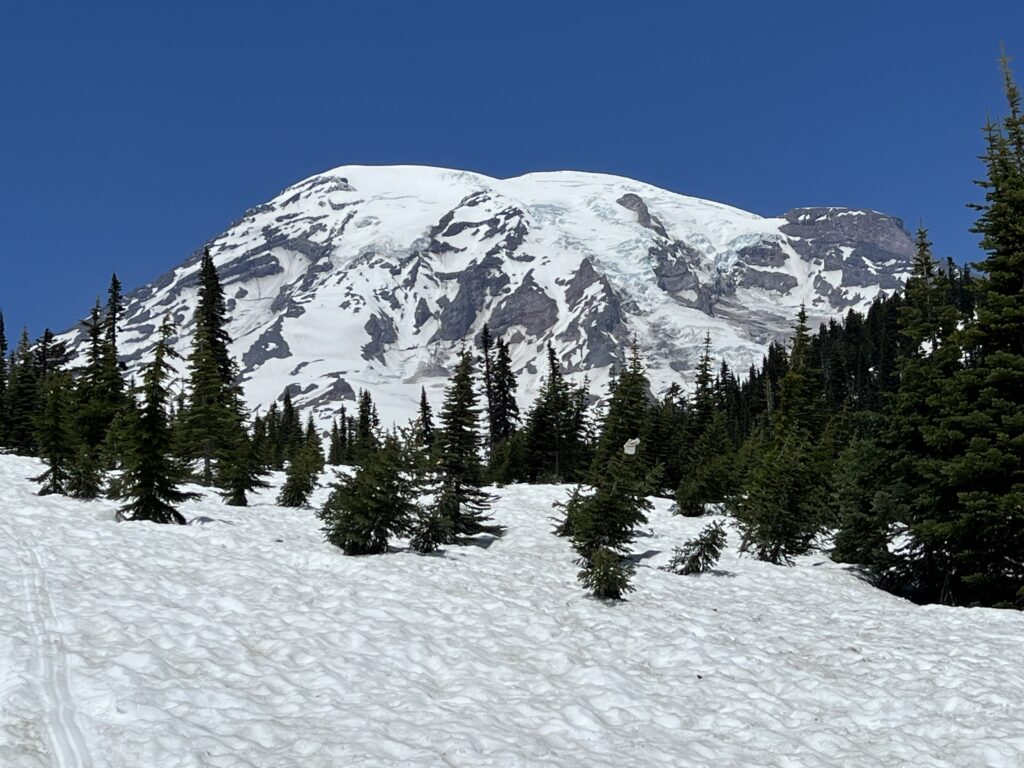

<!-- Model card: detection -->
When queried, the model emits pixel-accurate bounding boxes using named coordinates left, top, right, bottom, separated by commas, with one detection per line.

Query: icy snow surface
left=1, top=453, right=1022, bottom=767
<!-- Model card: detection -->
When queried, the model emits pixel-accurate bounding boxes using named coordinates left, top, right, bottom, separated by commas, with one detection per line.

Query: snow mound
left=1, top=454, right=1021, bottom=767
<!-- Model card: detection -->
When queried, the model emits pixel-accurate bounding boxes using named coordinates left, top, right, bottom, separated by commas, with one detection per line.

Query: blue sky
left=2, top=1, right=1022, bottom=339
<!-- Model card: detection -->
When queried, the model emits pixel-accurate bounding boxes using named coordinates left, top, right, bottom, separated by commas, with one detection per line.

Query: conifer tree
left=884, top=58, right=1024, bottom=607
left=662, top=520, right=728, bottom=575
left=304, top=414, right=326, bottom=473
left=489, top=338, right=519, bottom=444
left=98, top=273, right=126, bottom=415
left=277, top=445, right=320, bottom=507
left=591, top=346, right=651, bottom=477
left=734, top=306, right=827, bottom=564
left=417, top=388, right=434, bottom=447
left=327, top=418, right=344, bottom=465
left=319, top=431, right=418, bottom=554
left=116, top=318, right=196, bottom=524
left=430, top=348, right=501, bottom=542
left=217, top=424, right=269, bottom=506
left=353, top=389, right=380, bottom=460
left=5, top=329, right=39, bottom=454
left=180, top=251, right=246, bottom=485
left=559, top=442, right=657, bottom=599
left=520, top=344, right=591, bottom=483
left=0, top=310, right=7, bottom=445
left=33, top=371, right=75, bottom=495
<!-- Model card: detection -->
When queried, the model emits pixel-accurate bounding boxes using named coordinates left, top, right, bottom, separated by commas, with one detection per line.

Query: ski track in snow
left=1, top=453, right=1023, bottom=767
left=2, top=511, right=92, bottom=767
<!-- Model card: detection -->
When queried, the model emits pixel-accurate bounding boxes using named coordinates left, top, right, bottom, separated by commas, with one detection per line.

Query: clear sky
left=2, top=0, right=1023, bottom=339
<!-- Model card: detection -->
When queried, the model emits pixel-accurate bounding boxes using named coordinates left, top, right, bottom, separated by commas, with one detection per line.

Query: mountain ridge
left=60, top=165, right=914, bottom=425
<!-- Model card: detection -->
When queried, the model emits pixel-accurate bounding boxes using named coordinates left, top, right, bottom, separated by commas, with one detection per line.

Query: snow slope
left=2, top=453, right=1020, bottom=767
left=59, top=165, right=915, bottom=428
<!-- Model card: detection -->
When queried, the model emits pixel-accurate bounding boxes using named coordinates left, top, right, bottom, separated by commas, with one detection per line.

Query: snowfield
left=1, top=453, right=1022, bottom=767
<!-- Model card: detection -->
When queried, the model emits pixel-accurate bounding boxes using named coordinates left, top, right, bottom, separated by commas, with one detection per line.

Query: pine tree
left=520, top=344, right=591, bottom=483
left=662, top=520, right=728, bottom=575
left=277, top=445, right=320, bottom=507
left=304, top=414, right=326, bottom=473
left=179, top=251, right=247, bottom=485
left=319, top=432, right=418, bottom=554
left=33, top=371, right=74, bottom=495
left=417, top=388, right=435, bottom=447
left=559, top=444, right=656, bottom=599
left=884, top=58, right=1024, bottom=607
left=98, top=273, right=126, bottom=417
left=5, top=329, right=39, bottom=454
left=490, top=338, right=519, bottom=444
left=353, top=389, right=380, bottom=460
left=66, top=445, right=104, bottom=500
left=0, top=310, right=7, bottom=445
left=217, top=426, right=269, bottom=506
left=431, top=348, right=502, bottom=542
left=591, top=346, right=651, bottom=477
left=734, top=306, right=827, bottom=564
left=116, top=318, right=197, bottom=524
left=327, top=418, right=344, bottom=465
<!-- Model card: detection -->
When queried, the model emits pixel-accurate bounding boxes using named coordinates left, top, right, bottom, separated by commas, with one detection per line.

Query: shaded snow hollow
left=1, top=454, right=1021, bottom=767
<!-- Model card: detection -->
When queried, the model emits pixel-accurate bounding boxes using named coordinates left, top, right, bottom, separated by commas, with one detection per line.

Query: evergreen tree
left=217, top=426, right=269, bottom=506
left=327, top=418, right=344, bottom=466
left=319, top=431, right=418, bottom=554
left=304, top=414, right=326, bottom=473
left=277, top=445, right=320, bottom=507
left=675, top=410, right=736, bottom=516
left=116, top=318, right=196, bottom=524
left=431, top=348, right=501, bottom=542
left=489, top=338, right=519, bottom=444
left=734, top=306, right=827, bottom=564
left=884, top=59, right=1024, bottom=607
left=5, top=329, right=39, bottom=454
left=591, top=346, right=651, bottom=477
left=0, top=310, right=7, bottom=444
left=662, top=520, right=728, bottom=575
left=520, top=344, right=591, bottom=483
left=98, top=273, right=126, bottom=417
left=559, top=443, right=656, bottom=599
left=417, top=388, right=434, bottom=447
left=353, top=389, right=380, bottom=460
left=179, top=251, right=247, bottom=485
left=33, top=371, right=74, bottom=495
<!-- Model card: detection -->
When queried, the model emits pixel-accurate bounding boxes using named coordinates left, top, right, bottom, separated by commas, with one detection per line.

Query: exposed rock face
left=60, top=166, right=913, bottom=425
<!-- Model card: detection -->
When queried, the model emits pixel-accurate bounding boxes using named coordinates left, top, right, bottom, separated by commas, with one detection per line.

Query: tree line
left=1, top=58, right=1020, bottom=609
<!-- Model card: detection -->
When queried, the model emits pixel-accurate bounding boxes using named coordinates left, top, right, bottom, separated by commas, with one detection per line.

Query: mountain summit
left=67, top=165, right=914, bottom=423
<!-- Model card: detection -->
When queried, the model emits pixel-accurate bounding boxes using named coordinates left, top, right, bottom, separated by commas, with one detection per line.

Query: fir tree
left=520, top=344, right=591, bottom=483
left=327, top=418, right=344, bottom=466
left=662, top=520, right=728, bottom=575
left=417, top=388, right=435, bottom=447
left=33, top=371, right=74, bottom=495
left=591, top=346, right=651, bottom=477
left=353, top=389, right=380, bottom=460
left=304, top=414, right=326, bottom=473
left=66, top=445, right=104, bottom=500
left=217, top=426, right=269, bottom=506
left=116, top=318, right=197, bottom=524
left=180, top=252, right=245, bottom=485
left=559, top=444, right=656, bottom=600
left=490, top=338, right=519, bottom=444
left=0, top=310, right=7, bottom=445
left=319, top=432, right=418, bottom=555
left=5, top=329, right=39, bottom=454
left=277, top=445, right=320, bottom=507
left=431, top=348, right=502, bottom=542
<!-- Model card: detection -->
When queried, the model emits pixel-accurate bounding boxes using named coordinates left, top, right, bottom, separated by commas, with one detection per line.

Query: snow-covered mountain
left=64, top=165, right=914, bottom=424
